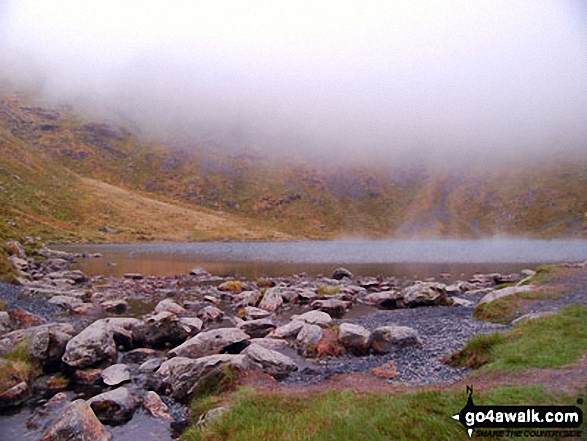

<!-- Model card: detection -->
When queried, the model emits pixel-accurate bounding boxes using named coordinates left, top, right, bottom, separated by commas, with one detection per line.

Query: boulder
left=238, top=318, right=276, bottom=338
left=121, top=347, right=157, bottom=364
left=197, top=406, right=229, bottom=426
left=139, top=358, right=164, bottom=373
left=272, top=320, right=305, bottom=339
left=0, top=381, right=30, bottom=409
left=101, top=300, right=129, bottom=313
left=169, top=328, right=250, bottom=359
left=332, top=267, right=353, bottom=280
left=249, top=338, right=289, bottom=350
left=451, top=297, right=473, bottom=307
left=310, top=298, right=350, bottom=318
left=369, top=326, right=421, bottom=354
left=478, top=285, right=534, bottom=305
left=296, top=289, right=318, bottom=305
left=71, top=369, right=103, bottom=386
left=242, top=344, right=297, bottom=379
left=241, top=306, right=271, bottom=320
left=0, top=311, right=10, bottom=335
left=167, top=354, right=246, bottom=401
left=338, top=323, right=370, bottom=355
left=364, top=290, right=404, bottom=309
left=154, top=299, right=186, bottom=315
left=48, top=295, right=84, bottom=310
left=62, top=320, right=117, bottom=368
left=87, top=387, right=139, bottom=425
left=101, top=364, right=130, bottom=386
left=44, top=399, right=112, bottom=441
left=234, top=290, right=262, bottom=307
left=134, top=312, right=190, bottom=348
left=294, top=310, right=333, bottom=328
left=190, top=267, right=211, bottom=278
left=296, top=324, right=323, bottom=349
left=258, top=288, right=283, bottom=312
left=402, top=283, right=452, bottom=308
left=197, top=305, right=224, bottom=322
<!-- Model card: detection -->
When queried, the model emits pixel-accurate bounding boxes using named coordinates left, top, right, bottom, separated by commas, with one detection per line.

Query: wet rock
left=122, top=347, right=158, bottom=364
left=402, top=282, right=452, bottom=307
left=296, top=289, right=318, bottom=304
left=27, top=392, right=69, bottom=431
left=242, top=343, right=297, bottom=379
left=310, top=298, right=350, bottom=318
left=101, top=364, right=130, bottom=386
left=31, top=374, right=69, bottom=395
left=88, top=387, right=139, bottom=425
left=369, top=326, right=421, bottom=354
left=0, top=381, right=30, bottom=409
left=338, top=323, right=370, bottom=355
left=44, top=399, right=112, bottom=441
left=139, top=358, right=164, bottom=373
left=142, top=390, right=172, bottom=421
left=154, top=299, right=186, bottom=315
left=365, top=290, right=404, bottom=309
left=478, top=285, right=534, bottom=305
left=296, top=324, right=323, bottom=350
left=294, top=310, right=333, bottom=328
left=167, top=354, right=246, bottom=401
left=258, top=288, right=283, bottom=312
left=197, top=305, right=224, bottom=322
left=238, top=318, right=276, bottom=338
left=241, top=306, right=270, bottom=320
left=271, top=320, right=305, bottom=339
left=169, top=328, right=250, bottom=359
left=29, top=327, right=72, bottom=370
left=332, top=267, right=353, bottom=280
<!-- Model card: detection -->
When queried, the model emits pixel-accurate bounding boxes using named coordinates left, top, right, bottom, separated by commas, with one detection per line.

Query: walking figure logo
left=452, top=385, right=476, bottom=438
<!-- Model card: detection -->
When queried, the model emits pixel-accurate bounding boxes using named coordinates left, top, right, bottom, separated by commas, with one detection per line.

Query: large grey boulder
left=258, top=288, right=284, bottom=312
left=294, top=310, right=333, bottom=328
left=44, top=399, right=112, bottom=441
left=242, top=343, right=297, bottom=379
left=167, top=354, right=246, bottom=401
left=241, top=306, right=271, bottom=320
left=296, top=324, right=323, bottom=349
left=338, top=323, right=370, bottom=355
left=332, top=267, right=353, bottom=280
left=271, top=320, right=305, bottom=339
left=169, top=328, right=250, bottom=359
left=197, top=305, right=225, bottom=322
left=364, top=290, right=404, bottom=309
left=101, top=364, right=130, bottom=386
left=87, top=387, right=139, bottom=425
left=369, top=326, right=421, bottom=354
left=134, top=311, right=197, bottom=348
left=310, top=299, right=350, bottom=318
left=0, top=381, right=30, bottom=409
left=402, top=283, right=452, bottom=308
left=478, top=285, right=534, bottom=305
left=154, top=299, right=186, bottom=315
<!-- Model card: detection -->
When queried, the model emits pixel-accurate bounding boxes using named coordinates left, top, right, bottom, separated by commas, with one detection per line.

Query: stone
left=511, top=311, right=556, bottom=326
left=338, top=323, right=370, bottom=355
left=44, top=399, right=112, bottom=441
left=8, top=255, right=28, bottom=273
left=258, top=288, right=284, bottom=312
left=478, top=285, right=535, bottom=305
left=154, top=299, right=186, bottom=315
left=249, top=338, right=289, bottom=350
left=121, top=347, right=157, bottom=364
left=365, top=290, right=404, bottom=309
left=332, top=267, right=353, bottom=280
left=139, top=358, right=164, bottom=373
left=178, top=317, right=204, bottom=335
left=294, top=310, right=333, bottom=328
left=9, top=308, right=46, bottom=328
left=169, top=328, right=250, bottom=359
left=310, top=298, right=350, bottom=318
left=101, top=364, right=130, bottom=386
left=0, top=381, right=30, bottom=409
left=197, top=305, right=224, bottom=322
left=0, top=311, right=10, bottom=334
left=296, top=324, right=323, bottom=349
left=271, top=320, right=305, bottom=339
left=241, top=306, right=271, bottom=320
left=46, top=270, right=88, bottom=284
left=167, top=354, right=246, bottom=401
left=134, top=312, right=190, bottom=348
left=451, top=297, right=473, bottom=307
left=48, top=295, right=84, bottom=310
left=402, top=283, right=452, bottom=308
left=242, top=344, right=297, bottom=379
left=297, top=289, right=318, bottom=304
left=62, top=320, right=117, bottom=368
left=123, top=273, right=143, bottom=280
left=234, top=290, right=262, bottom=307
left=197, top=406, right=229, bottom=426
left=142, top=391, right=172, bottom=421
left=87, top=387, right=139, bottom=425
left=27, top=392, right=69, bottom=431
left=71, top=369, right=103, bottom=386
left=190, top=267, right=211, bottom=278
left=238, top=318, right=276, bottom=338
left=369, top=326, right=421, bottom=354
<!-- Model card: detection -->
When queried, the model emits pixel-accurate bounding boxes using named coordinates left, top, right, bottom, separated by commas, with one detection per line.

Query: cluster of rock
left=0, top=244, right=538, bottom=438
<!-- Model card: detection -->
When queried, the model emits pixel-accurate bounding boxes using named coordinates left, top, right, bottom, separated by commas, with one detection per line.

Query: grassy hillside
left=1, top=91, right=586, bottom=246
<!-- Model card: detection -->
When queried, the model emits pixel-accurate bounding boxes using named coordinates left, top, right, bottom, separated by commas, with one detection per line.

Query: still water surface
left=57, top=239, right=587, bottom=279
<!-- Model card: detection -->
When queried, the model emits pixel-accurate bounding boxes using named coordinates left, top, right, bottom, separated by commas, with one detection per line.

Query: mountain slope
left=1, top=91, right=586, bottom=243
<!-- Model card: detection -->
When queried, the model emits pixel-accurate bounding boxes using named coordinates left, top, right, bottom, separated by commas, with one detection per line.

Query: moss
left=316, top=284, right=341, bottom=296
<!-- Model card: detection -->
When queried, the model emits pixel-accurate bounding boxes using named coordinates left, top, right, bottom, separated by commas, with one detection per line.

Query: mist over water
left=1, top=1, right=587, bottom=165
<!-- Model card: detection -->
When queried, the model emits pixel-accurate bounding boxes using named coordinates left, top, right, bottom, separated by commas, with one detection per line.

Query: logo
left=452, top=386, right=584, bottom=438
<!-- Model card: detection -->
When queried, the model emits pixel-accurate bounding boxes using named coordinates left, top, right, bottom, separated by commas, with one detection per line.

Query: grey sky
left=1, top=0, right=586, bottom=164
